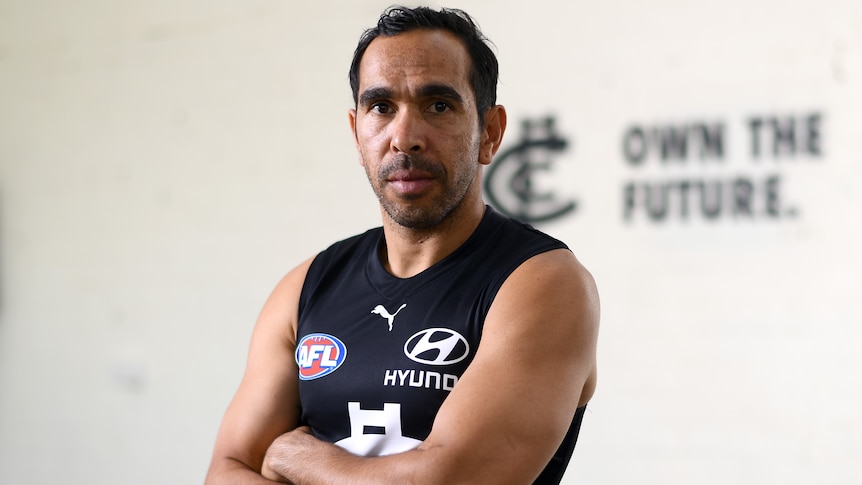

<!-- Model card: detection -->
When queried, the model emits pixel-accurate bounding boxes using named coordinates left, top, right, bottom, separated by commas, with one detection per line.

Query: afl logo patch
left=404, top=328, right=469, bottom=366
left=296, top=333, right=347, bottom=380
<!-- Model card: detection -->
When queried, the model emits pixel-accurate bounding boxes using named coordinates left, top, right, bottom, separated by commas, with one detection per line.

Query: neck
left=379, top=199, right=486, bottom=278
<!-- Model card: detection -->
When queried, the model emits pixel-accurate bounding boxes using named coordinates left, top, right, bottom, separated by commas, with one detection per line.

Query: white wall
left=1, top=1, right=860, bottom=483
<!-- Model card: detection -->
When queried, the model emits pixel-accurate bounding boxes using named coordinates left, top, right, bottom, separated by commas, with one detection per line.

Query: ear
left=479, top=105, right=507, bottom=166
left=348, top=108, right=363, bottom=165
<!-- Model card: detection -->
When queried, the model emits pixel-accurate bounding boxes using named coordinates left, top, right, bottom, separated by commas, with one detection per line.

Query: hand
left=262, top=426, right=316, bottom=483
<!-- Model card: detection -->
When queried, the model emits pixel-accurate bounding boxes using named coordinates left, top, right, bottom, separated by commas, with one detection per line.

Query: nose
left=389, top=108, right=425, bottom=154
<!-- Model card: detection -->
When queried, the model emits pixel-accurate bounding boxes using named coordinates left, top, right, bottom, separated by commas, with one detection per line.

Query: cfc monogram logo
left=484, top=116, right=578, bottom=224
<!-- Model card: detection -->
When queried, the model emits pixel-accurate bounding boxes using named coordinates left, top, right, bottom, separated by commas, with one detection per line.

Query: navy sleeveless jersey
left=296, top=206, right=586, bottom=484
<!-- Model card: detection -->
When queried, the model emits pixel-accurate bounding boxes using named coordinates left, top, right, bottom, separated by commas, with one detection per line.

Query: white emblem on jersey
left=404, top=328, right=470, bottom=366
left=335, top=402, right=422, bottom=456
left=371, top=303, right=407, bottom=331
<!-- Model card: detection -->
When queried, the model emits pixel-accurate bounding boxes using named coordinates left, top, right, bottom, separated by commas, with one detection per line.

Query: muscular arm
left=205, top=258, right=314, bottom=485
left=263, top=249, right=600, bottom=485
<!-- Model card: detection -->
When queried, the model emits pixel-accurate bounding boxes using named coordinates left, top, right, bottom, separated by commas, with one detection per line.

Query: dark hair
left=349, top=6, right=499, bottom=123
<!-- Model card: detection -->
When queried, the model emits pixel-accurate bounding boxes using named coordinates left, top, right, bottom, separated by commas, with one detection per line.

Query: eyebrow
left=416, top=84, right=465, bottom=105
left=357, top=83, right=465, bottom=107
left=358, top=86, right=394, bottom=107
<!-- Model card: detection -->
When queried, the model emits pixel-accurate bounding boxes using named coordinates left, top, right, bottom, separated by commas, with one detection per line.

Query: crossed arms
left=204, top=248, right=599, bottom=485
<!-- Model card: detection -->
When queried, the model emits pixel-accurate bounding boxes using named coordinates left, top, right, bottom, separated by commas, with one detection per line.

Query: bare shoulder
left=254, top=256, right=316, bottom=346
left=489, top=248, right=599, bottom=334
left=521, top=248, right=597, bottom=288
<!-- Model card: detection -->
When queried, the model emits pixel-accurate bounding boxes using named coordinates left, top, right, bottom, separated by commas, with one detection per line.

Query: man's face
left=349, top=29, right=486, bottom=229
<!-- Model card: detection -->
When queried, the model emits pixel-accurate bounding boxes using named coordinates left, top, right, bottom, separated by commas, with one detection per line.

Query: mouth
left=386, top=169, right=436, bottom=196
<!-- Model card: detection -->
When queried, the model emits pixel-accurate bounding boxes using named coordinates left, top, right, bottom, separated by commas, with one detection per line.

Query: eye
left=371, top=103, right=393, bottom=114
left=429, top=101, right=451, bottom=113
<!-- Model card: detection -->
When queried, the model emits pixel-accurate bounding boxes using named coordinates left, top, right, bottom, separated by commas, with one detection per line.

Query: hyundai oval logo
left=404, top=328, right=470, bottom=366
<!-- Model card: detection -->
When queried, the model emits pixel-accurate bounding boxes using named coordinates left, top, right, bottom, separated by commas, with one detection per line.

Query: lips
left=386, top=169, right=435, bottom=195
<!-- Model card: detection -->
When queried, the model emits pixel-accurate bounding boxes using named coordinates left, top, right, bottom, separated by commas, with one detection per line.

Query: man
left=205, top=6, right=599, bottom=485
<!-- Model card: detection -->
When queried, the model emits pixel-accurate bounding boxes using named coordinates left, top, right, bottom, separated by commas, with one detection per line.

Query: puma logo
left=371, top=304, right=407, bottom=331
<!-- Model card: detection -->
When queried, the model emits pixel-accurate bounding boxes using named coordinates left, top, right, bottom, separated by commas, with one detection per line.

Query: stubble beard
left=366, top=151, right=479, bottom=230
